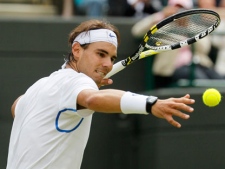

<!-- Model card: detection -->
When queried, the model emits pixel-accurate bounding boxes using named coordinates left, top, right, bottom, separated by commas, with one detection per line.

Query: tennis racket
left=105, top=9, right=221, bottom=78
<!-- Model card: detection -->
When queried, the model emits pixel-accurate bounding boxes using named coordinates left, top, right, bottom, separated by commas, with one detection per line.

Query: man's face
left=77, top=42, right=117, bottom=85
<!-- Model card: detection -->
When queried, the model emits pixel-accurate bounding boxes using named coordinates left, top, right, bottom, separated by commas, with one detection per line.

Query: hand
left=151, top=94, right=195, bottom=128
left=99, top=78, right=113, bottom=88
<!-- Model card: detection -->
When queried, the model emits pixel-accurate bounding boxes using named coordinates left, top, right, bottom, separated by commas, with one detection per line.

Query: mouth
left=96, top=70, right=107, bottom=78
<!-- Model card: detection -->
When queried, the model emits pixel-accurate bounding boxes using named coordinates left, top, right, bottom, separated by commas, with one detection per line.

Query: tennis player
left=7, top=19, right=195, bottom=169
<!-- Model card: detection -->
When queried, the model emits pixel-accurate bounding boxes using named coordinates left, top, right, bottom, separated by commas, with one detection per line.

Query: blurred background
left=0, top=0, right=225, bottom=169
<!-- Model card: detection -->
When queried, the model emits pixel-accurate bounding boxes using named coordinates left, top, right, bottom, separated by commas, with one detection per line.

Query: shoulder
left=56, top=69, right=98, bottom=90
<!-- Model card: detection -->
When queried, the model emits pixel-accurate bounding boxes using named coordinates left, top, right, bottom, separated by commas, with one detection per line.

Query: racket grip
left=104, top=61, right=126, bottom=78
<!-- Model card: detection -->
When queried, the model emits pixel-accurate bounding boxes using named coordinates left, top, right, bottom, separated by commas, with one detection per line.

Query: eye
left=111, top=56, right=117, bottom=63
left=97, top=52, right=105, bottom=58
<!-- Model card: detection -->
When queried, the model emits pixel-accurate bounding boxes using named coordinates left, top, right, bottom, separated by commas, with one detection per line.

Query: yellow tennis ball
left=202, top=88, right=221, bottom=107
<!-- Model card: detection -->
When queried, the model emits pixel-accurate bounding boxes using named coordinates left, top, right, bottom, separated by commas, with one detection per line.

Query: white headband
left=73, top=29, right=118, bottom=47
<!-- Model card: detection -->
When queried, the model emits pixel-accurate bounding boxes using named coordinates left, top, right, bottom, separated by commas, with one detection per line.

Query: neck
left=66, top=61, right=80, bottom=72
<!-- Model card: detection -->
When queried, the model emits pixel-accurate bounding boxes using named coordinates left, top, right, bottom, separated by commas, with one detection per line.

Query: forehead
left=89, top=41, right=116, bottom=49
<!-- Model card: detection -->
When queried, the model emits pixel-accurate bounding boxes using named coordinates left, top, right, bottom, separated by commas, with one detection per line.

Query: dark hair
left=65, top=19, right=120, bottom=62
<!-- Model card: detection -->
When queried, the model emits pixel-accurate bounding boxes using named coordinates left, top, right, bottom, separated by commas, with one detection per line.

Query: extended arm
left=77, top=89, right=195, bottom=128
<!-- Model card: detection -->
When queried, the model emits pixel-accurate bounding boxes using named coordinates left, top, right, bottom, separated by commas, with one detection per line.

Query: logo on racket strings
left=155, top=41, right=162, bottom=46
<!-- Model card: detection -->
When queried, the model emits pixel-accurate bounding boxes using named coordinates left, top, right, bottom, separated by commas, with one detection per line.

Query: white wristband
left=120, top=92, right=148, bottom=115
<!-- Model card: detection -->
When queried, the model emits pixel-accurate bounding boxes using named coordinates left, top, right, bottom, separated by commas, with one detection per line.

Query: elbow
left=11, top=102, right=16, bottom=118
left=11, top=95, right=23, bottom=118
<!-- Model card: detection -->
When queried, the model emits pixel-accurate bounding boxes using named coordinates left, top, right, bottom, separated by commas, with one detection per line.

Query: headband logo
left=109, top=33, right=116, bottom=38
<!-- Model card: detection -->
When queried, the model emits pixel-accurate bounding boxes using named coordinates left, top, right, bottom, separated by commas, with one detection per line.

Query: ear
left=72, top=42, right=82, bottom=60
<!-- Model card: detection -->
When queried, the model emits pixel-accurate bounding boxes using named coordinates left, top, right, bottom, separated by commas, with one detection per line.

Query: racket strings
left=147, top=13, right=219, bottom=48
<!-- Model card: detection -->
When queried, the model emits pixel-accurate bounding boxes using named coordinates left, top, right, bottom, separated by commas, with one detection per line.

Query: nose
left=103, top=57, right=113, bottom=70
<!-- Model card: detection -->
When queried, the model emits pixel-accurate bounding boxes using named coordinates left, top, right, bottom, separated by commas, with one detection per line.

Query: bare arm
left=77, top=89, right=195, bottom=128
left=11, top=95, right=23, bottom=118
left=77, top=89, right=125, bottom=113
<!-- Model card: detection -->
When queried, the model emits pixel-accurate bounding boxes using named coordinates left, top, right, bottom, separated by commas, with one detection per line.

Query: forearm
left=78, top=89, right=151, bottom=114
left=78, top=89, right=125, bottom=113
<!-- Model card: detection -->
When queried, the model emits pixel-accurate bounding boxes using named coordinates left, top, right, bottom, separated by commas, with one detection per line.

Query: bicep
left=76, top=89, right=98, bottom=109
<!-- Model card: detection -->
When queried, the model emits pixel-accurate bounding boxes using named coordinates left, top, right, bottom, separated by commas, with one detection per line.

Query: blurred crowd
left=22, top=0, right=225, bottom=88
left=58, top=0, right=225, bottom=18
left=130, top=0, right=225, bottom=88
left=59, top=0, right=225, bottom=89
left=1, top=0, right=225, bottom=89
left=1, top=0, right=224, bottom=18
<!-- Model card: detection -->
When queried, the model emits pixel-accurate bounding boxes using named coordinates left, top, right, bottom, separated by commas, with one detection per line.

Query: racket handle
left=104, top=61, right=126, bottom=78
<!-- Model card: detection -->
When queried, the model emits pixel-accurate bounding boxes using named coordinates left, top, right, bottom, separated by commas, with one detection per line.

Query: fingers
left=151, top=95, right=195, bottom=128
left=184, top=94, right=190, bottom=99
left=165, top=96, right=195, bottom=114
left=165, top=106, right=194, bottom=128
left=164, top=110, right=190, bottom=128
left=168, top=108, right=190, bottom=119
left=100, top=79, right=113, bottom=87
left=163, top=106, right=190, bottom=128
left=173, top=95, right=195, bottom=105
left=166, top=116, right=182, bottom=128
left=107, top=79, right=113, bottom=85
left=173, top=102, right=194, bottom=113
